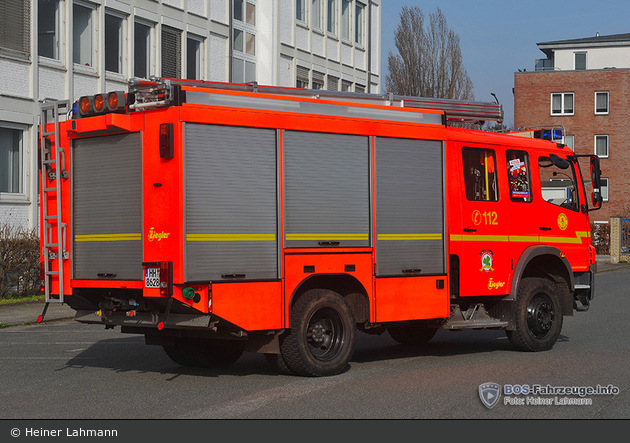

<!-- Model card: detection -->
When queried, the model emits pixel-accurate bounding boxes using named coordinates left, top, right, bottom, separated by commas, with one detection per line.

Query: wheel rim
left=526, top=294, right=555, bottom=339
left=306, top=307, right=346, bottom=362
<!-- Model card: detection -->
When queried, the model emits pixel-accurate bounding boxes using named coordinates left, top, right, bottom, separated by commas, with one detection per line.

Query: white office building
left=0, top=0, right=381, bottom=229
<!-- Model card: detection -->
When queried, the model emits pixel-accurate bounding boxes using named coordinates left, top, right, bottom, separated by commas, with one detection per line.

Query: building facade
left=0, top=0, right=381, bottom=230
left=514, top=33, right=630, bottom=224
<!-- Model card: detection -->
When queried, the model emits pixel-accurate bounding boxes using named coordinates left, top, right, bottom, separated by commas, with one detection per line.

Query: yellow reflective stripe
left=286, top=233, right=369, bottom=241
left=378, top=233, right=443, bottom=241
left=450, top=231, right=591, bottom=244
left=75, top=234, right=141, bottom=242
left=186, top=234, right=276, bottom=242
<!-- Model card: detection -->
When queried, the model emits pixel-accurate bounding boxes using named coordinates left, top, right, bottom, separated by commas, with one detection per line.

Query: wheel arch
left=510, top=245, right=574, bottom=316
left=287, top=274, right=370, bottom=326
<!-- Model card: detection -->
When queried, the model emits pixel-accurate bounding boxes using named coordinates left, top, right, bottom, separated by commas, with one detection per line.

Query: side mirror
left=590, top=156, right=603, bottom=210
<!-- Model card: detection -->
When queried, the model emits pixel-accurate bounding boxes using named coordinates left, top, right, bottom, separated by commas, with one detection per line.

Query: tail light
left=159, top=261, right=173, bottom=296
left=40, top=261, right=46, bottom=293
left=159, top=123, right=174, bottom=159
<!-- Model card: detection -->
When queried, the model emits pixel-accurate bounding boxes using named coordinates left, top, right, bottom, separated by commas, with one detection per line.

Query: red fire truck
left=39, top=78, right=603, bottom=376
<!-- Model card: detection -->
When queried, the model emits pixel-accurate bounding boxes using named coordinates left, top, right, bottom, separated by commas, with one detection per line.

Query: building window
left=161, top=26, right=182, bottom=78
left=595, top=91, right=609, bottom=114
left=341, top=80, right=352, bottom=91
left=341, top=0, right=350, bottom=40
left=105, top=13, right=124, bottom=74
left=73, top=3, right=94, bottom=66
left=327, top=75, right=339, bottom=91
left=38, top=0, right=60, bottom=60
left=564, top=135, right=575, bottom=151
left=355, top=2, right=365, bottom=45
left=233, top=29, right=255, bottom=55
left=0, top=126, right=23, bottom=194
left=327, top=0, right=336, bottom=34
left=574, top=52, right=586, bottom=71
left=296, top=0, right=306, bottom=22
left=296, top=66, right=309, bottom=88
left=134, top=21, right=152, bottom=79
left=551, top=92, right=574, bottom=115
left=233, top=1, right=256, bottom=83
left=187, top=36, right=202, bottom=80
left=235, top=0, right=256, bottom=25
left=312, top=71, right=324, bottom=89
left=311, top=0, right=322, bottom=29
left=595, top=135, right=608, bottom=158
left=0, top=0, right=30, bottom=57
left=355, top=84, right=365, bottom=93
left=601, top=178, right=609, bottom=202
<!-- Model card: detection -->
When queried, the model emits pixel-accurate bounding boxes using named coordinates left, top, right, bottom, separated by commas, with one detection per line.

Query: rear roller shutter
left=184, top=124, right=278, bottom=281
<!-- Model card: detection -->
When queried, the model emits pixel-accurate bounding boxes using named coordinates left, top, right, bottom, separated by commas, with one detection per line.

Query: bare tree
left=386, top=7, right=474, bottom=101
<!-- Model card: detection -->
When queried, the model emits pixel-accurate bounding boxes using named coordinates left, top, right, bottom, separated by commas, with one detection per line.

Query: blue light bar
left=552, top=128, right=563, bottom=140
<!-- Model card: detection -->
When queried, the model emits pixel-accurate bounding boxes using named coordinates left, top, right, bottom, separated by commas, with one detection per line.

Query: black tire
left=280, top=289, right=356, bottom=377
left=507, top=277, right=563, bottom=352
left=163, top=338, right=245, bottom=368
left=388, top=325, right=437, bottom=346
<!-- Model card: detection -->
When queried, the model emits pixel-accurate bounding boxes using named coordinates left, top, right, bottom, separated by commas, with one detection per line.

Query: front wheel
left=280, top=289, right=356, bottom=377
left=507, top=277, right=563, bottom=352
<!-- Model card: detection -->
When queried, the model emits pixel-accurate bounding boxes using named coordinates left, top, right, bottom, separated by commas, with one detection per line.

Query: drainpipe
left=367, top=0, right=372, bottom=93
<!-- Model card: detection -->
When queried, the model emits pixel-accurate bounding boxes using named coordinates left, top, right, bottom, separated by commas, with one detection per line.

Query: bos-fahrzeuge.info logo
left=479, top=383, right=619, bottom=409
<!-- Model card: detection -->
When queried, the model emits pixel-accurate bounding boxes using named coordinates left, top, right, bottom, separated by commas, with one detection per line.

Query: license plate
left=144, top=268, right=160, bottom=288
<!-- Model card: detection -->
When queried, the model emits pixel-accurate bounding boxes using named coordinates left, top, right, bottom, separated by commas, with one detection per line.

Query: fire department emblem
left=558, top=213, right=568, bottom=231
left=479, top=382, right=502, bottom=409
left=480, top=250, right=494, bottom=273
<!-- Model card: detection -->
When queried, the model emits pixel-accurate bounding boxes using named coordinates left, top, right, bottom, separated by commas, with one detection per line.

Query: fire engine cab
left=39, top=78, right=603, bottom=376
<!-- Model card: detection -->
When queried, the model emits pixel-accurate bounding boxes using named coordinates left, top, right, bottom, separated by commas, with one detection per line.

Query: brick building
left=514, top=33, right=630, bottom=224
left=1, top=0, right=381, bottom=230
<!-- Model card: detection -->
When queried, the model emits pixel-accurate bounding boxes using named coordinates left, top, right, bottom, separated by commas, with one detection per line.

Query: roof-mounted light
left=533, top=128, right=563, bottom=141
left=76, top=91, right=128, bottom=118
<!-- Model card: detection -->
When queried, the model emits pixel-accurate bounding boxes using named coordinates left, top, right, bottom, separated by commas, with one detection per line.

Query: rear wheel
left=388, top=324, right=437, bottom=346
left=163, top=338, right=245, bottom=368
left=280, top=289, right=356, bottom=377
left=507, top=277, right=563, bottom=352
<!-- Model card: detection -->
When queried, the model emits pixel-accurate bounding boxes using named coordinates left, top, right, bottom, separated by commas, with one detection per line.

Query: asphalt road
left=1, top=268, right=628, bottom=420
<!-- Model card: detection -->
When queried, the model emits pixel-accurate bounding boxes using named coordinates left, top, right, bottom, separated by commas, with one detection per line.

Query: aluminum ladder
left=39, top=100, right=70, bottom=314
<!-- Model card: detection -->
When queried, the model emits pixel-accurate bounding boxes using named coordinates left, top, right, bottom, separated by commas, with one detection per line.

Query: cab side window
left=506, top=150, right=532, bottom=202
left=462, top=147, right=498, bottom=201
left=538, top=156, right=580, bottom=212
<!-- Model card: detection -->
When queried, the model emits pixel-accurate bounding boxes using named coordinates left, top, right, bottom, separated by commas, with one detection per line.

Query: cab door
left=536, top=154, right=591, bottom=270
left=456, top=145, right=510, bottom=297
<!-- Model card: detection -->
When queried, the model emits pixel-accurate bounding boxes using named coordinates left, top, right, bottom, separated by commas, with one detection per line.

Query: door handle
left=539, top=227, right=552, bottom=231
left=463, top=228, right=477, bottom=233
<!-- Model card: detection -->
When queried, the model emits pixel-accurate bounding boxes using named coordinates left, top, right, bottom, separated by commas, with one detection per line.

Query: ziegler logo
left=487, top=278, right=506, bottom=290
left=148, top=227, right=171, bottom=242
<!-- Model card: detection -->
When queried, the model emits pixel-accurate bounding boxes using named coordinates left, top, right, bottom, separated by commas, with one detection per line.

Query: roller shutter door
left=185, top=124, right=278, bottom=281
left=284, top=131, right=370, bottom=248
left=375, top=137, right=445, bottom=276
left=73, top=132, right=143, bottom=280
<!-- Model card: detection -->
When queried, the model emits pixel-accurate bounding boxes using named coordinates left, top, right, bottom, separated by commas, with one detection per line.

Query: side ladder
left=40, top=100, right=70, bottom=305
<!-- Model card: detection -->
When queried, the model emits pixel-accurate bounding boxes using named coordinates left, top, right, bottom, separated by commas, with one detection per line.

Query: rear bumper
left=75, top=309, right=213, bottom=330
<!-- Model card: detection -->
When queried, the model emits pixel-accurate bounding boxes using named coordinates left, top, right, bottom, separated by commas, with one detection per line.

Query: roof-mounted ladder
left=130, top=78, right=504, bottom=124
